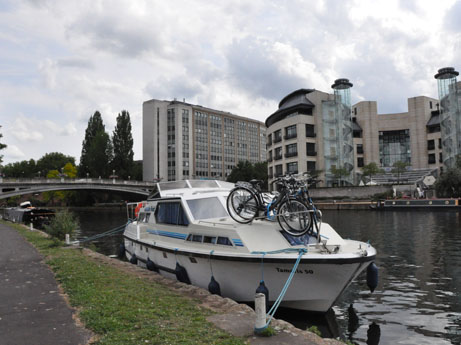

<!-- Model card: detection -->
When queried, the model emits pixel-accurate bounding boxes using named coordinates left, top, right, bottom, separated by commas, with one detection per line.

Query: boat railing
left=197, top=220, right=236, bottom=227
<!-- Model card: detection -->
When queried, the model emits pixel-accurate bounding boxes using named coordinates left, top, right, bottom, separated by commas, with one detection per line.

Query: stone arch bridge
left=0, top=178, right=156, bottom=199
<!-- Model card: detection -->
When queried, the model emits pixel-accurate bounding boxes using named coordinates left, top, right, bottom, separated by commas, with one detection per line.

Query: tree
left=391, top=161, right=409, bottom=184
left=130, top=160, right=143, bottom=181
left=330, top=165, right=349, bottom=186
left=227, top=160, right=268, bottom=189
left=362, top=162, right=383, bottom=184
left=37, top=152, right=75, bottom=176
left=62, top=162, right=77, bottom=178
left=86, top=131, right=113, bottom=178
left=435, top=155, right=461, bottom=197
left=112, top=110, right=134, bottom=179
left=0, top=125, right=7, bottom=165
left=79, top=111, right=107, bottom=177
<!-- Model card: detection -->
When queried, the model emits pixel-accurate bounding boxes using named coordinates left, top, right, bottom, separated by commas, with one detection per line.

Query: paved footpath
left=0, top=223, right=92, bottom=345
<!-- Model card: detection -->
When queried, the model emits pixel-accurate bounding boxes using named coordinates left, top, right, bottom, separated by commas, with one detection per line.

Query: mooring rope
left=72, top=219, right=132, bottom=244
left=252, top=248, right=308, bottom=331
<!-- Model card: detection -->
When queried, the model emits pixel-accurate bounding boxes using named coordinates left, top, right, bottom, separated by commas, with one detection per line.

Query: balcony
left=285, top=152, right=298, bottom=158
left=273, top=136, right=282, bottom=143
left=284, top=133, right=297, bottom=140
left=274, top=155, right=283, bottom=161
left=306, top=151, right=317, bottom=156
left=267, top=157, right=273, bottom=162
left=306, top=132, right=316, bottom=138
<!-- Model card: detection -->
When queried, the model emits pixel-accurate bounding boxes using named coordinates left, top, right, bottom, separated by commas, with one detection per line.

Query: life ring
left=134, top=202, right=143, bottom=218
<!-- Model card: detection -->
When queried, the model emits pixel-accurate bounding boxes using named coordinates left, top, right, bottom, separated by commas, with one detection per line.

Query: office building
left=143, top=99, right=266, bottom=181
left=265, top=71, right=453, bottom=186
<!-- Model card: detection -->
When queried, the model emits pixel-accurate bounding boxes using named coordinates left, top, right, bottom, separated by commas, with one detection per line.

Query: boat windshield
left=186, top=197, right=228, bottom=220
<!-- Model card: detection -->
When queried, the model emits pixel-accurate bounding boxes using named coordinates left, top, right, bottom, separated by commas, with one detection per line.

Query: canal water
left=73, top=208, right=461, bottom=345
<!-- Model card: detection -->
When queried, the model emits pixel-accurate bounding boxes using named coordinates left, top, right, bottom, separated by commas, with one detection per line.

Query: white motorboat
left=122, top=180, right=377, bottom=312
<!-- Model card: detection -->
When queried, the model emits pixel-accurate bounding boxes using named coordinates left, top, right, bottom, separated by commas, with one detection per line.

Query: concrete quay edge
left=81, top=248, right=345, bottom=345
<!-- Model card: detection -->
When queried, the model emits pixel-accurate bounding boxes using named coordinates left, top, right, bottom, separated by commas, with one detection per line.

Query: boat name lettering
left=276, top=268, right=314, bottom=274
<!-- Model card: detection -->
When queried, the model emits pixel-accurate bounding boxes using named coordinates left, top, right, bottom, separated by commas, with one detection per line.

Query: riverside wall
left=309, top=185, right=392, bottom=199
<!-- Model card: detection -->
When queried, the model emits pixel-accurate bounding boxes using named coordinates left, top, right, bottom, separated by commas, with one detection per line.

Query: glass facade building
left=435, top=67, right=460, bottom=168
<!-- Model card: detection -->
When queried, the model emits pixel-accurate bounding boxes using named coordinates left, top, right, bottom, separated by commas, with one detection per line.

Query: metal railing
left=0, top=177, right=155, bottom=187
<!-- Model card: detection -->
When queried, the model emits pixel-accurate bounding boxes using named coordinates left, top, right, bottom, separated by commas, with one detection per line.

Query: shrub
left=307, top=325, right=322, bottom=336
left=44, top=209, right=78, bottom=240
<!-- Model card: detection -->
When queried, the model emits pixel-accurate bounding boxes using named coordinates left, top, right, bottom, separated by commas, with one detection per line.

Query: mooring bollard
left=65, top=234, right=70, bottom=245
left=254, top=292, right=267, bottom=333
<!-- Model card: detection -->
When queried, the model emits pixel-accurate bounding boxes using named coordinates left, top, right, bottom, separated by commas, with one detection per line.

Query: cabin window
left=191, top=234, right=203, bottom=242
left=204, top=236, right=217, bottom=244
left=217, top=237, right=232, bottom=246
left=186, top=197, right=228, bottom=220
left=155, top=202, right=189, bottom=226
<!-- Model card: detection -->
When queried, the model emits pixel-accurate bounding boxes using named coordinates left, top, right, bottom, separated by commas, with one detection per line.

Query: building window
left=284, top=125, right=297, bottom=140
left=286, top=162, right=298, bottom=175
left=306, top=143, right=316, bottom=156
left=274, top=147, right=282, bottom=160
left=267, top=133, right=272, bottom=146
left=268, top=167, right=273, bottom=178
left=274, top=130, right=282, bottom=143
left=427, top=140, right=435, bottom=151
left=267, top=150, right=272, bottom=162
left=356, top=144, right=363, bottom=154
left=357, top=157, right=364, bottom=167
left=379, top=130, right=411, bottom=167
left=285, top=143, right=297, bottom=158
left=439, top=152, right=443, bottom=163
left=307, top=161, right=316, bottom=174
left=305, top=124, right=316, bottom=137
left=438, top=138, right=442, bottom=149
left=428, top=153, right=436, bottom=164
left=353, top=129, right=362, bottom=138
left=275, top=164, right=283, bottom=177
left=430, top=101, right=433, bottom=109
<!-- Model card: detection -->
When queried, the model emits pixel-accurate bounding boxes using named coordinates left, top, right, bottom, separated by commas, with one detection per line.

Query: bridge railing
left=0, top=177, right=156, bottom=186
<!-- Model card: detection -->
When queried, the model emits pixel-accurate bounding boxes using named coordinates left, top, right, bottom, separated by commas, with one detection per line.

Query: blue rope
left=209, top=250, right=215, bottom=276
left=254, top=248, right=307, bottom=332
left=76, top=220, right=132, bottom=243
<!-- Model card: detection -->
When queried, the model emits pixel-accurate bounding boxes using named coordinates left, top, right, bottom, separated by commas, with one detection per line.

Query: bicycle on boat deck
left=226, top=176, right=312, bottom=236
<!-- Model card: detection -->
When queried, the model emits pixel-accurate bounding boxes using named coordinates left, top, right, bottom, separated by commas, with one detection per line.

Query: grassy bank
left=6, top=222, right=245, bottom=345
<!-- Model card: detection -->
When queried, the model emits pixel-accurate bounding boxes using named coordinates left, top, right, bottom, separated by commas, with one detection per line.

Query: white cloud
left=43, top=120, right=77, bottom=136
left=0, top=0, right=460, bottom=164
left=4, top=144, right=25, bottom=161
left=9, top=116, right=44, bottom=142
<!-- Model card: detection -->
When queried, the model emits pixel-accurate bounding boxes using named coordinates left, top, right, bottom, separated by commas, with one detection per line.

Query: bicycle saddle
left=249, top=179, right=262, bottom=187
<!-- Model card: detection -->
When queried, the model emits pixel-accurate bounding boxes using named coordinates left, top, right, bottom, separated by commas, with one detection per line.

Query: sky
left=1, top=0, right=461, bottom=165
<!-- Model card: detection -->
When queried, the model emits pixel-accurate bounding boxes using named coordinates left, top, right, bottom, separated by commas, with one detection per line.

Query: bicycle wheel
left=226, top=187, right=259, bottom=223
left=277, top=199, right=312, bottom=236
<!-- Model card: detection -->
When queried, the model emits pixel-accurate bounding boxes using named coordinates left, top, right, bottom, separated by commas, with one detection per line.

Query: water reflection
left=71, top=207, right=127, bottom=256
left=326, top=210, right=461, bottom=345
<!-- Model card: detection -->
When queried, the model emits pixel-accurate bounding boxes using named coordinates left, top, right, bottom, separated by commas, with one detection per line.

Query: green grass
left=4, top=222, right=245, bottom=345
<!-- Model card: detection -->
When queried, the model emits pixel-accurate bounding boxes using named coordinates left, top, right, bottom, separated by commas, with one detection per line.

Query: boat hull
left=123, top=235, right=374, bottom=312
